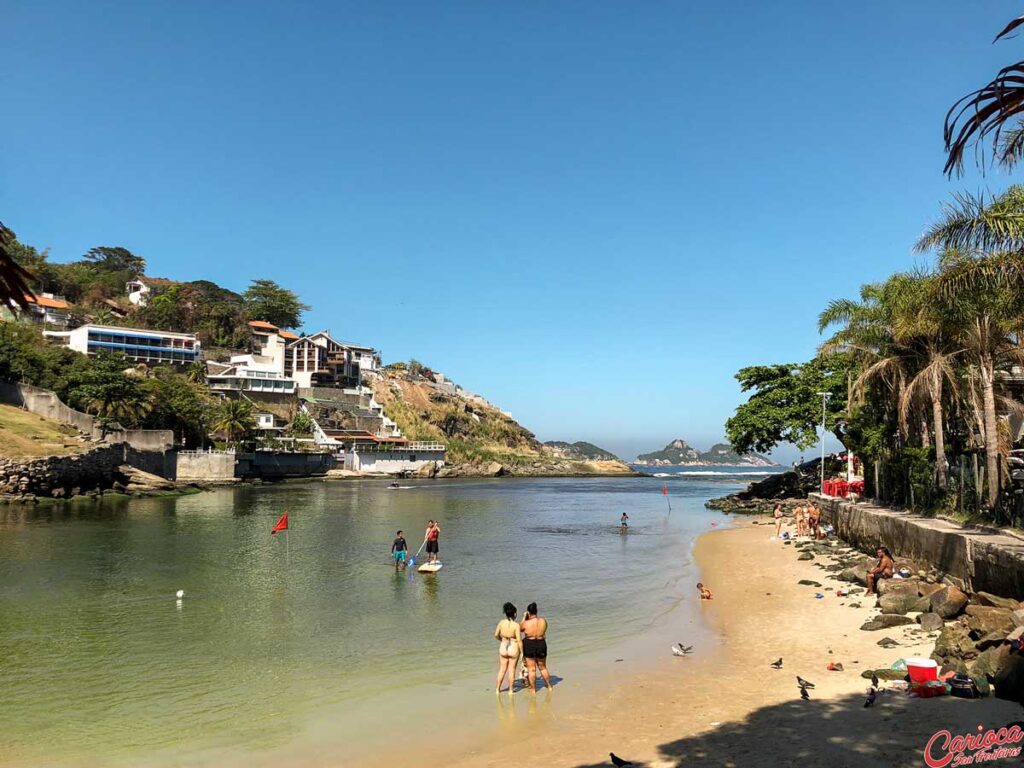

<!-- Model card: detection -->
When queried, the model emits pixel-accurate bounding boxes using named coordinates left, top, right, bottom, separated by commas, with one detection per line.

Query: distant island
left=543, top=440, right=621, bottom=462
left=634, top=438, right=776, bottom=467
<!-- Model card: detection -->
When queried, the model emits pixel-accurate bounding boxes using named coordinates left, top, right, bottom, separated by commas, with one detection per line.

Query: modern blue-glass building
left=45, top=324, right=200, bottom=365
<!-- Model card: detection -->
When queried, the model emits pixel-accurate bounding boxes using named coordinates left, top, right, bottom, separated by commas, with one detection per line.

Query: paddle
left=407, top=540, right=426, bottom=568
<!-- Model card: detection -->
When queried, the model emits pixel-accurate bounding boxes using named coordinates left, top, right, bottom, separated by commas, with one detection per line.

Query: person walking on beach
left=620, top=512, right=629, bottom=532
left=520, top=602, right=552, bottom=692
left=494, top=602, right=522, bottom=694
left=423, top=520, right=441, bottom=564
left=807, top=502, right=821, bottom=540
left=391, top=530, right=408, bottom=569
left=866, top=546, right=895, bottom=595
left=773, top=504, right=784, bottom=538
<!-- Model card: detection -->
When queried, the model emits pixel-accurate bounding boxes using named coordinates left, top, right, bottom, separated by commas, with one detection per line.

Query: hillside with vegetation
left=0, top=404, right=86, bottom=459
left=635, top=438, right=775, bottom=466
left=543, top=441, right=621, bottom=462
left=371, top=368, right=634, bottom=475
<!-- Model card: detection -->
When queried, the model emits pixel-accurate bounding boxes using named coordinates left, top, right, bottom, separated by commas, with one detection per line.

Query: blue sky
left=2, top=1, right=1020, bottom=461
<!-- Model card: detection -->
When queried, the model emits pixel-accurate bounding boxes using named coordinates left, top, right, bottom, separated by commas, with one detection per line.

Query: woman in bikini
left=520, top=602, right=552, bottom=692
left=494, top=602, right=521, bottom=694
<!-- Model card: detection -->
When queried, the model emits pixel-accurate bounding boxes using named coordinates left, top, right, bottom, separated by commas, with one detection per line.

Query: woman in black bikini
left=519, top=602, right=552, bottom=692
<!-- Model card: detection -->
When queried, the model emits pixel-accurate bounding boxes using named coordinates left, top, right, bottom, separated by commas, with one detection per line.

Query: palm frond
left=0, top=222, right=35, bottom=311
left=944, top=59, right=1024, bottom=176
left=916, top=189, right=1024, bottom=252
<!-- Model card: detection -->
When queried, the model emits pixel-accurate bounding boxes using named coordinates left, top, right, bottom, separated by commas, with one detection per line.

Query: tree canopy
left=243, top=279, right=309, bottom=329
left=724, top=355, right=851, bottom=456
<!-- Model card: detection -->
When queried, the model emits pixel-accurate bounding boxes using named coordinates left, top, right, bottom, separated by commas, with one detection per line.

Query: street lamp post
left=816, top=391, right=832, bottom=493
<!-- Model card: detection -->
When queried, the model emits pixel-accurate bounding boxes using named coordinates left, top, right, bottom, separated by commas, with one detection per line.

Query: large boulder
left=483, top=461, right=507, bottom=477
left=992, top=647, right=1024, bottom=704
left=932, top=621, right=977, bottom=661
left=930, top=585, right=969, bottom=619
left=965, top=605, right=1016, bottom=641
left=877, top=578, right=919, bottom=597
left=118, top=465, right=175, bottom=493
left=839, top=559, right=873, bottom=586
left=918, top=582, right=945, bottom=599
left=878, top=592, right=931, bottom=616
left=1013, top=609, right=1024, bottom=628
left=974, top=592, right=1020, bottom=611
left=861, top=614, right=915, bottom=631
left=918, top=612, right=945, bottom=632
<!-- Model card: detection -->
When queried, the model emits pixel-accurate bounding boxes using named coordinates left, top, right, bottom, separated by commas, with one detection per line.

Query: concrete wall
left=0, top=381, right=174, bottom=451
left=350, top=449, right=446, bottom=474
left=0, top=444, right=170, bottom=497
left=235, top=451, right=333, bottom=479
left=176, top=451, right=237, bottom=482
left=813, top=493, right=1024, bottom=598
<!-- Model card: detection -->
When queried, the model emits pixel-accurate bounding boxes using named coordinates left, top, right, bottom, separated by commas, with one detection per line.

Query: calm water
left=0, top=470, right=775, bottom=767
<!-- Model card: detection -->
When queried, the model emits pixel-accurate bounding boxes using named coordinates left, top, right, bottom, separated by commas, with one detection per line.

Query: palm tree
left=915, top=187, right=1024, bottom=254
left=185, top=361, right=207, bottom=384
left=935, top=250, right=1024, bottom=507
left=0, top=222, right=35, bottom=311
left=212, top=399, right=256, bottom=443
left=944, top=14, right=1024, bottom=175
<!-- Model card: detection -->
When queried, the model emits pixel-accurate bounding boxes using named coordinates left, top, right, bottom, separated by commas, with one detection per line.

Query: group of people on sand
left=772, top=501, right=823, bottom=540
left=494, top=601, right=552, bottom=694
left=390, top=520, right=441, bottom=569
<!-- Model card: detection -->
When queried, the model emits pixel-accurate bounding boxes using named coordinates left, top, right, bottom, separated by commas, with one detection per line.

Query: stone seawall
left=2, top=444, right=131, bottom=498
left=813, top=493, right=1024, bottom=598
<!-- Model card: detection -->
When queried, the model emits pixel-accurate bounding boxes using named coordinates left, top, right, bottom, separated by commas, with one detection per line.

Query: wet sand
left=435, top=517, right=1021, bottom=768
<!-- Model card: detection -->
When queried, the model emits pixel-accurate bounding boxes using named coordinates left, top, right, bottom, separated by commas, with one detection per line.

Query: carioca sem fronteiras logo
left=923, top=724, right=1024, bottom=767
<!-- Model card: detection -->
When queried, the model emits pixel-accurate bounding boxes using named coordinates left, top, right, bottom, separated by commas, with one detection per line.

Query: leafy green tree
left=212, top=398, right=256, bottom=443
left=67, top=352, right=153, bottom=428
left=185, top=361, right=207, bottom=384
left=725, top=355, right=851, bottom=456
left=290, top=410, right=313, bottom=436
left=83, top=246, right=146, bottom=275
left=243, top=279, right=309, bottom=329
left=143, top=369, right=215, bottom=447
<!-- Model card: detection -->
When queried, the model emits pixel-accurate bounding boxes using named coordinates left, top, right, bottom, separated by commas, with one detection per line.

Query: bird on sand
left=796, top=676, right=815, bottom=689
left=675, top=643, right=693, bottom=654
left=871, top=672, right=879, bottom=688
left=800, top=687, right=810, bottom=701
left=610, top=753, right=634, bottom=767
left=671, top=646, right=687, bottom=657
left=864, top=688, right=877, bottom=708
left=770, top=658, right=783, bottom=669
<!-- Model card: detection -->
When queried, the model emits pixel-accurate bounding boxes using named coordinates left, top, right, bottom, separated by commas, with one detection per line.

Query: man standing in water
left=391, top=530, right=408, bottom=570
left=424, top=519, right=441, bottom=564
left=620, top=512, right=629, bottom=532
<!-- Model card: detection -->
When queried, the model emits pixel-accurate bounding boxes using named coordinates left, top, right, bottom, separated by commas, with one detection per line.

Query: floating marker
left=176, top=589, right=185, bottom=599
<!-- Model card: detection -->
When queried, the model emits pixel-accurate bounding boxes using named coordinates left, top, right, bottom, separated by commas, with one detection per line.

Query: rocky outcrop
left=0, top=445, right=180, bottom=502
left=930, top=585, right=970, bottom=619
left=705, top=457, right=845, bottom=514
left=435, top=458, right=635, bottom=478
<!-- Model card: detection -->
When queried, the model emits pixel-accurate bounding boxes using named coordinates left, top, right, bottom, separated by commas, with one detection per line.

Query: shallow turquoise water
left=0, top=473, right=765, bottom=766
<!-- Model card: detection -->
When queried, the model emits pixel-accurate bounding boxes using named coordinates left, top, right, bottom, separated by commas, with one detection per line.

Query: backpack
left=949, top=674, right=980, bottom=699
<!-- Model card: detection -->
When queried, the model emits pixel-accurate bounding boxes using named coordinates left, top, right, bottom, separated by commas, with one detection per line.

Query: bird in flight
left=610, top=752, right=634, bottom=767
left=770, top=658, right=783, bottom=669
left=796, top=676, right=815, bottom=689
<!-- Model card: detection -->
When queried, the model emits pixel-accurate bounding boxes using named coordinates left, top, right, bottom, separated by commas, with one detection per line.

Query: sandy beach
left=435, top=517, right=1021, bottom=768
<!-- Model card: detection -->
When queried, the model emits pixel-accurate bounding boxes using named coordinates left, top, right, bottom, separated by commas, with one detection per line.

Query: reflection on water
left=0, top=475, right=747, bottom=766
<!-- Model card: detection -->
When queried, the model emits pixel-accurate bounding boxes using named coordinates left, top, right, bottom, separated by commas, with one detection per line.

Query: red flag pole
left=662, top=485, right=672, bottom=514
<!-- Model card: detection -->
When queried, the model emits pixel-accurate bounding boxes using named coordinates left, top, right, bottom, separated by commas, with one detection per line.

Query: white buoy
left=176, top=589, right=185, bottom=599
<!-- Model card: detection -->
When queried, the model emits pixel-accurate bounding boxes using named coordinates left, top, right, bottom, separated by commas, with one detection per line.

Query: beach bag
left=949, top=674, right=980, bottom=699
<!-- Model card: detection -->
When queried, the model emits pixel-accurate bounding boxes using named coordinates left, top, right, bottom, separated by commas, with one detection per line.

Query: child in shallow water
left=697, top=583, right=713, bottom=600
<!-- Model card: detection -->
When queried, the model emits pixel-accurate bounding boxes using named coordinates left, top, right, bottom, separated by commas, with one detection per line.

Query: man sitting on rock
left=866, top=546, right=895, bottom=596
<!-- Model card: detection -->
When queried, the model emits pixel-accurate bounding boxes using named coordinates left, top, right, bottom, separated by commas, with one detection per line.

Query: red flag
left=662, top=485, right=668, bottom=496
left=271, top=512, right=289, bottom=535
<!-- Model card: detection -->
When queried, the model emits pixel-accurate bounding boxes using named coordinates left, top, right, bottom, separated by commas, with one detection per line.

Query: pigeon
left=796, top=676, right=815, bottom=689
left=871, top=672, right=879, bottom=689
left=675, top=643, right=693, bottom=655
left=610, top=753, right=634, bottom=767
left=800, top=687, right=810, bottom=701
left=770, top=658, right=783, bottom=669
left=864, top=688, right=877, bottom=708
left=671, top=646, right=687, bottom=657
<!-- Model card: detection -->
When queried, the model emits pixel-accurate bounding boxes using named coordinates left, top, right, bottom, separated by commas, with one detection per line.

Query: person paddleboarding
left=423, top=519, right=441, bottom=565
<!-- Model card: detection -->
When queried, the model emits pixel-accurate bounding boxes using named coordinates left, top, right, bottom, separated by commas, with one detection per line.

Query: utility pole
left=816, top=391, right=832, bottom=493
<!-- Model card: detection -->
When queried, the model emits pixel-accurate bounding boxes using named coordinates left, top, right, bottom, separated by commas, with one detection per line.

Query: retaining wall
left=0, top=382, right=173, bottom=451
left=176, top=451, right=237, bottom=482
left=0, top=444, right=167, bottom=498
left=813, top=493, right=1024, bottom=598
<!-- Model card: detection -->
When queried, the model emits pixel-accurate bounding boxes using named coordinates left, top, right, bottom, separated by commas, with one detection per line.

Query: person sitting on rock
left=866, top=546, right=895, bottom=595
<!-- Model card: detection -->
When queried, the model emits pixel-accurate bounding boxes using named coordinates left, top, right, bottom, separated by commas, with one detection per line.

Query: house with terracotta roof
left=2, top=292, right=73, bottom=328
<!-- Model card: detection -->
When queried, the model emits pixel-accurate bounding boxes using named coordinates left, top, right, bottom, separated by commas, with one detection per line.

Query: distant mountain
left=543, top=441, right=621, bottom=462
left=634, top=439, right=776, bottom=467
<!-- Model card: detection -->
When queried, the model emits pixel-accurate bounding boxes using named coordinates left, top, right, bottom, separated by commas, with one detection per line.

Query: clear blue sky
left=3, top=1, right=1019, bottom=461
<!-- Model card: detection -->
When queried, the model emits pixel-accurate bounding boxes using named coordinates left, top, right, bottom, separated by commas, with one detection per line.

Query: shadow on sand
left=571, top=688, right=1022, bottom=768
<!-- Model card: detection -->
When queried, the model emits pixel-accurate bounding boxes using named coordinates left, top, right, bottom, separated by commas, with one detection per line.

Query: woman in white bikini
left=494, top=602, right=522, bottom=694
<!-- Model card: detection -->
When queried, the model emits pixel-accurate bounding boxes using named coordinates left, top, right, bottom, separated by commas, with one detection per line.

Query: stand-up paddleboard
left=418, top=562, right=443, bottom=573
